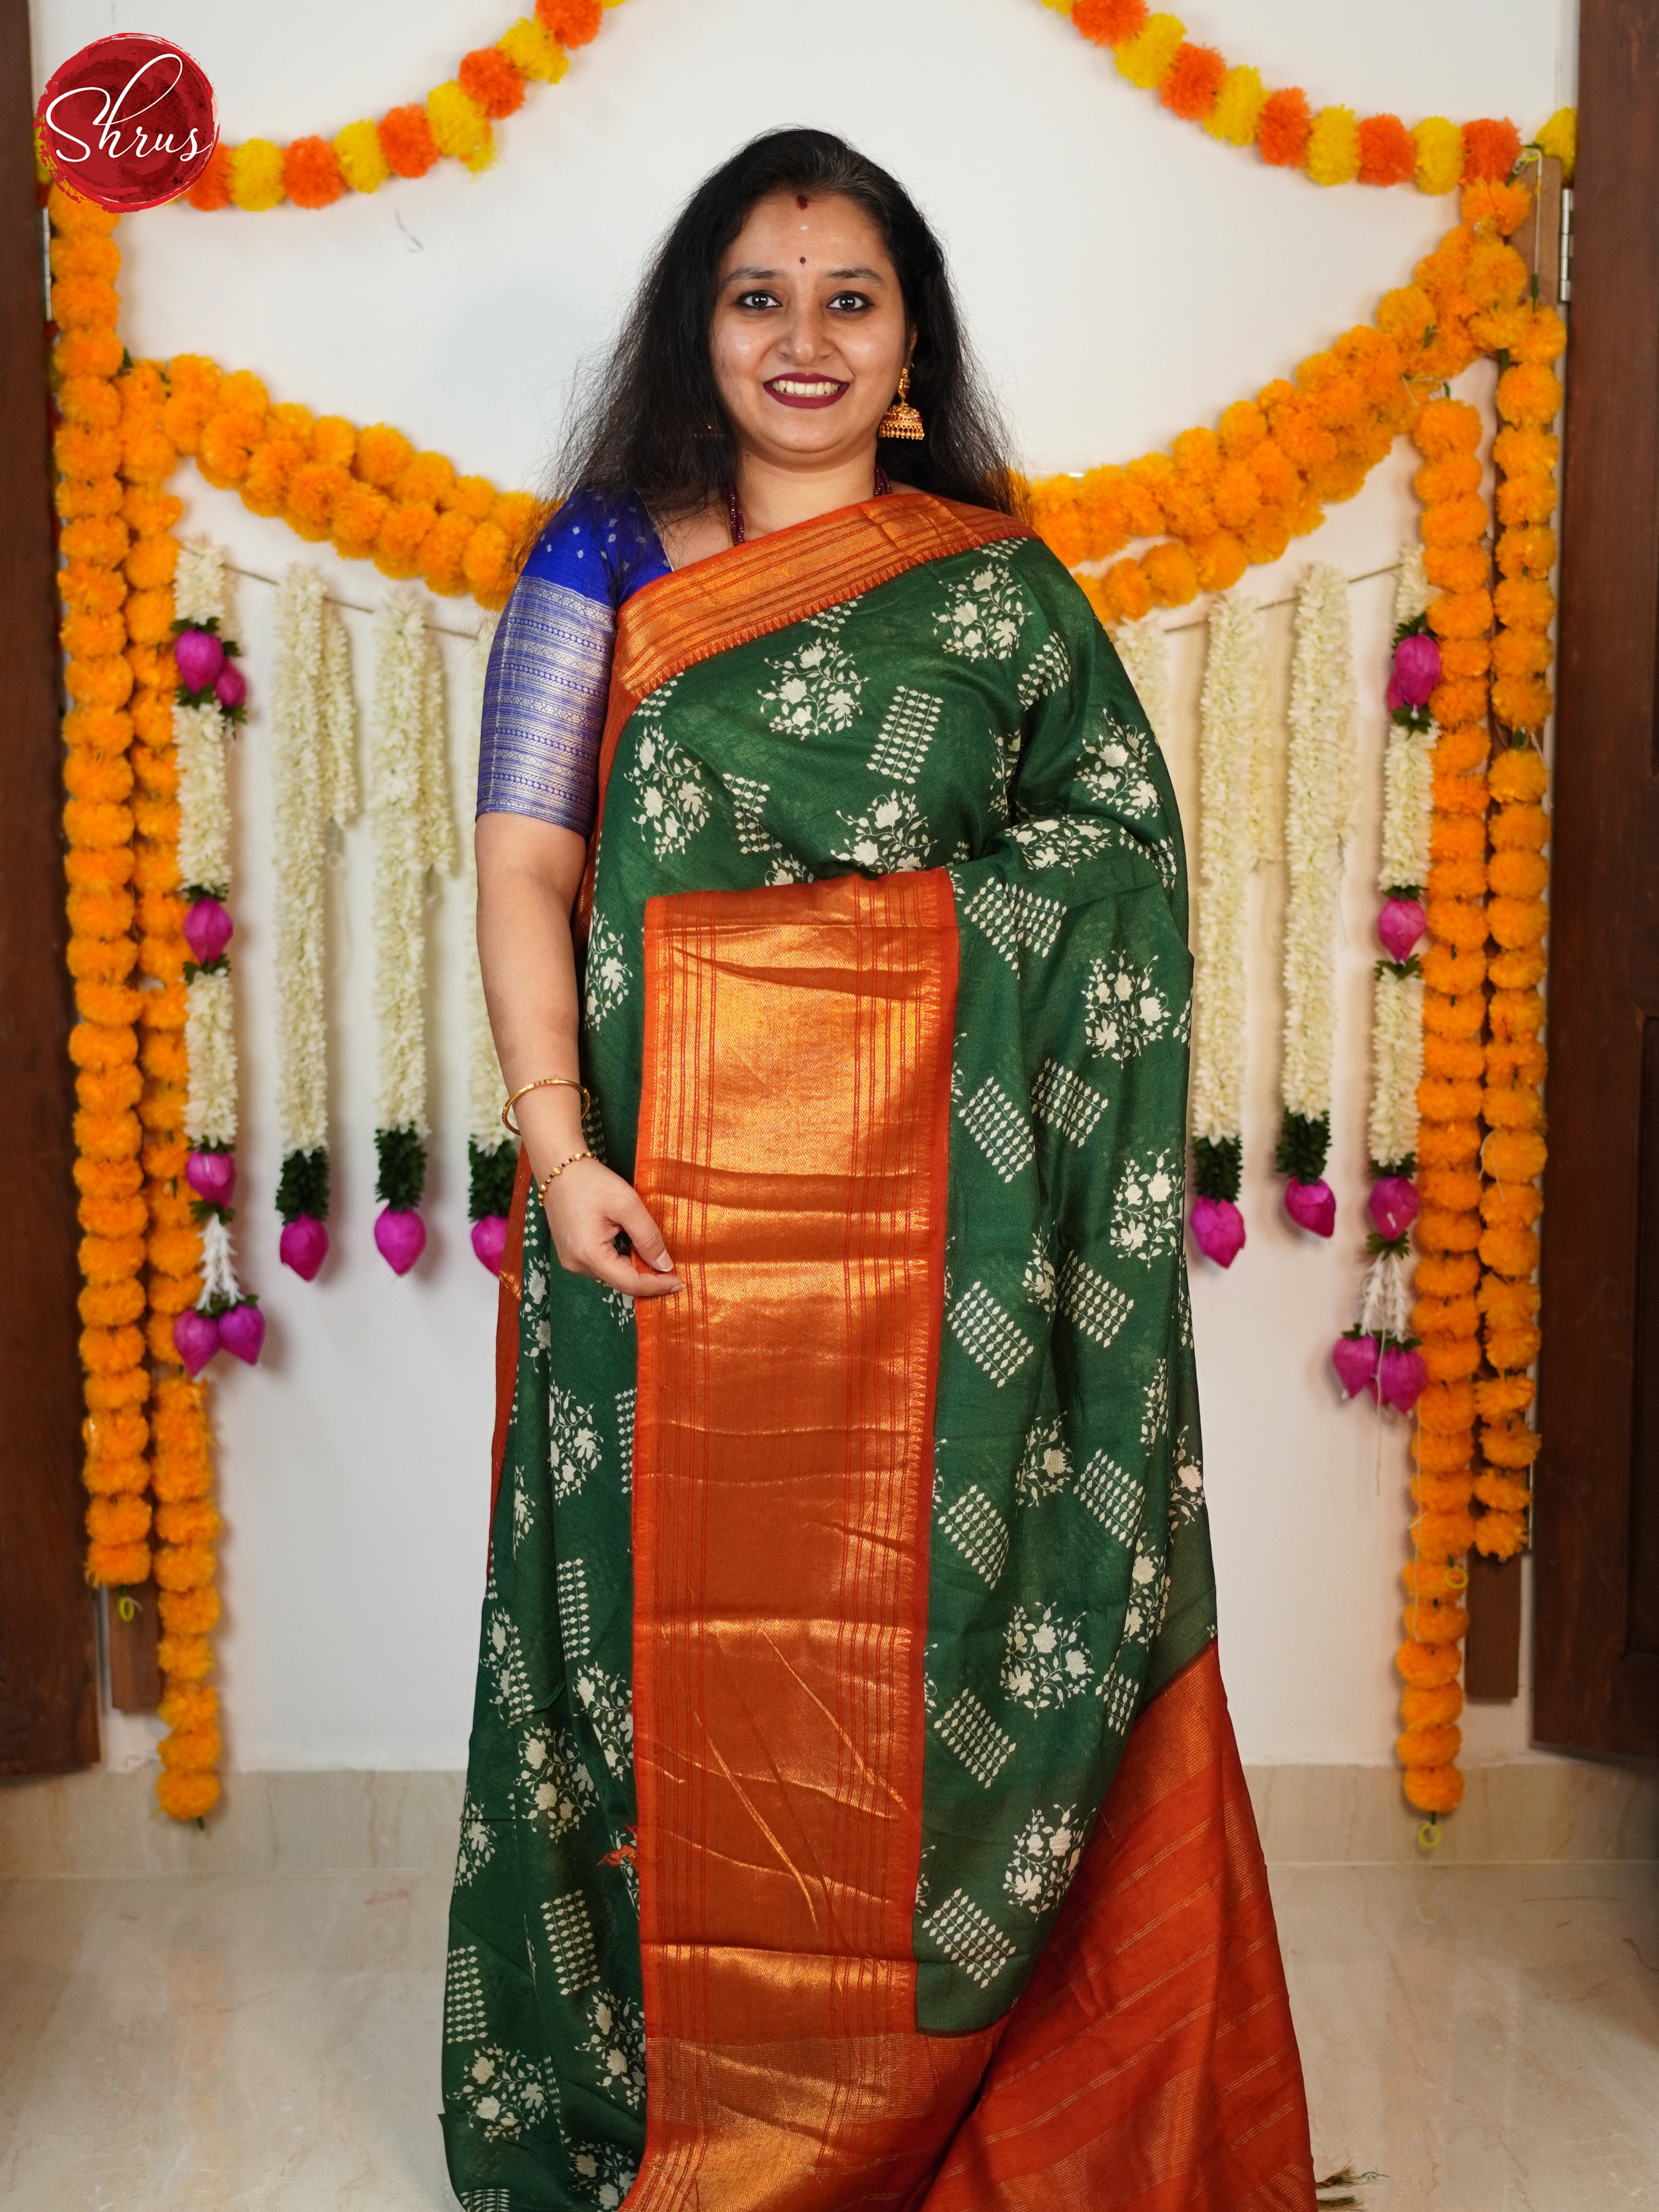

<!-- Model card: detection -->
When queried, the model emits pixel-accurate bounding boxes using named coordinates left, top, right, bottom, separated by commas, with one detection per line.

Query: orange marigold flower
left=459, top=46, right=527, bottom=118
left=396, top=450, right=457, bottom=507
left=377, top=105, right=439, bottom=179
left=1072, top=0, right=1148, bottom=41
left=1160, top=42, right=1226, bottom=120
left=1422, top=1034, right=1484, bottom=1081
left=356, top=423, right=415, bottom=489
left=1513, top=306, right=1567, bottom=366
left=283, top=135, right=345, bottom=210
left=1472, top=1510, right=1527, bottom=1560
left=1414, top=453, right=1483, bottom=505
left=1465, top=236, right=1527, bottom=311
left=331, top=480, right=391, bottom=561
left=1404, top=1763, right=1466, bottom=1813
left=1141, top=539, right=1199, bottom=607
left=1497, top=363, right=1564, bottom=427
left=1256, top=86, right=1312, bottom=168
left=1416, top=1254, right=1480, bottom=1301
left=1474, top=1470, right=1533, bottom=1513
left=376, top=501, right=437, bottom=579
left=1357, top=112, right=1414, bottom=185
left=1402, top=1681, right=1465, bottom=1727
left=187, top=142, right=233, bottom=211
left=1402, top=1598, right=1470, bottom=1646
left=1397, top=1639, right=1463, bottom=1689
left=1487, top=848, right=1548, bottom=900
left=1488, top=749, right=1548, bottom=806
left=1094, top=557, right=1153, bottom=627
left=1462, top=117, right=1523, bottom=181
left=1414, top=397, right=1482, bottom=459
left=536, top=0, right=602, bottom=44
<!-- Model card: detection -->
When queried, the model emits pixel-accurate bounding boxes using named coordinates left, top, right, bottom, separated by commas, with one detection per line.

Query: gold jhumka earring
left=878, top=364, right=924, bottom=441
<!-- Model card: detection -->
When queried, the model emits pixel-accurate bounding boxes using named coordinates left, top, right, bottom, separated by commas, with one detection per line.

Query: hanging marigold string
left=51, top=185, right=154, bottom=1594
left=116, top=360, right=226, bottom=1824
left=183, top=1, right=625, bottom=213
left=1049, top=0, right=1575, bottom=195
left=1472, top=285, right=1564, bottom=1562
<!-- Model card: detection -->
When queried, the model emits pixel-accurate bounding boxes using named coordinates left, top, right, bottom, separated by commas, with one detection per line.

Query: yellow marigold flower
left=499, top=18, right=569, bottom=82
left=1534, top=105, right=1576, bottom=179
left=335, top=119, right=390, bottom=195
left=427, top=81, right=494, bottom=171
left=229, top=138, right=286, bottom=212
left=1413, top=117, right=1464, bottom=195
left=1305, top=105, right=1361, bottom=185
left=1205, top=63, right=1267, bottom=145
left=1115, top=13, right=1185, bottom=91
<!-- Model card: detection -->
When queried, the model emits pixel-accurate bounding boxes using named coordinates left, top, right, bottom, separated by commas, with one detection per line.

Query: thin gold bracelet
left=503, top=1074, right=590, bottom=1135
left=537, top=1151, right=597, bottom=1204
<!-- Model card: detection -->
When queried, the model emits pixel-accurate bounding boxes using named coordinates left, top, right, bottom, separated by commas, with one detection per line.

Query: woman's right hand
left=540, top=1157, right=684, bottom=1300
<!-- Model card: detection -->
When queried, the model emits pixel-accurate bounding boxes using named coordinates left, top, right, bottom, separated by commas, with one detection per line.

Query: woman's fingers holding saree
left=543, top=1161, right=683, bottom=1299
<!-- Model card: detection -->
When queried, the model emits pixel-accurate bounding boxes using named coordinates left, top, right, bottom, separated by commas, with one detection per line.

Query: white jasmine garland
left=173, top=538, right=242, bottom=1309
left=463, top=615, right=507, bottom=1151
left=195, top=1213, right=241, bottom=1311
left=184, top=967, right=237, bottom=1147
left=1368, top=549, right=1436, bottom=1172
left=371, top=588, right=455, bottom=1141
left=1110, top=616, right=1169, bottom=748
left=1280, top=564, right=1356, bottom=1135
left=1189, top=592, right=1267, bottom=1156
left=272, top=566, right=358, bottom=1163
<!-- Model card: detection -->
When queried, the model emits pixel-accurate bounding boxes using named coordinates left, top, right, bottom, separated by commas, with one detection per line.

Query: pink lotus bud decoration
left=1333, top=1333, right=1381, bottom=1402
left=213, top=659, right=247, bottom=711
left=1190, top=1196, right=1246, bottom=1269
left=1385, top=632, right=1441, bottom=713
left=1284, top=1178, right=1336, bottom=1238
left=1368, top=1175, right=1420, bottom=1243
left=1379, top=1343, right=1428, bottom=1415
left=183, top=896, right=233, bottom=967
left=471, top=1216, right=510, bottom=1274
left=279, top=1215, right=329, bottom=1281
left=218, top=1300, right=266, bottom=1366
left=1376, top=895, right=1426, bottom=965
left=374, top=1206, right=427, bottom=1275
left=174, top=625, right=225, bottom=693
left=185, top=1149, right=236, bottom=1206
left=173, top=1307, right=221, bottom=1377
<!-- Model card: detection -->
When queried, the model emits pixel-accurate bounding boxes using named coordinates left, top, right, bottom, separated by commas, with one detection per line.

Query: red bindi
left=796, top=194, right=809, bottom=208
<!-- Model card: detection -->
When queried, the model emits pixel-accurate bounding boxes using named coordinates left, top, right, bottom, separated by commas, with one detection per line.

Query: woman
left=448, top=129, right=1314, bottom=2211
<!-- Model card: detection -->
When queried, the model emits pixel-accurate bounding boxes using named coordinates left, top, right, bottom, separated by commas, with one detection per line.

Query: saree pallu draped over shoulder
left=446, top=494, right=1315, bottom=2212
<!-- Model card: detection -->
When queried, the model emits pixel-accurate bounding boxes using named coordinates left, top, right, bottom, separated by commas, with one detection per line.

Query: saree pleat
left=447, top=495, right=1314, bottom=2212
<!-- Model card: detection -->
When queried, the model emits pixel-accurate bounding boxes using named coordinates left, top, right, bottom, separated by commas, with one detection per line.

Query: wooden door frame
left=1534, top=0, right=1659, bottom=1757
left=0, top=0, right=99, bottom=1776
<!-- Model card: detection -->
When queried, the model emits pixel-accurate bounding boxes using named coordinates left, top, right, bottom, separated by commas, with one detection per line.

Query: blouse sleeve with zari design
left=476, top=489, right=671, bottom=837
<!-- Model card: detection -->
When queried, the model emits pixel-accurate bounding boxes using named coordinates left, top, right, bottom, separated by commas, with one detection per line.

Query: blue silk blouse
left=476, top=489, right=672, bottom=836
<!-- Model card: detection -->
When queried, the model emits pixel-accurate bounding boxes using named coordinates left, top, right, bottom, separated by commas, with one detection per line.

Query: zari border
left=627, top=868, right=993, bottom=2208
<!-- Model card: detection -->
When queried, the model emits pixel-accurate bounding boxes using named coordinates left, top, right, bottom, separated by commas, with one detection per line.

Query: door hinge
left=1559, top=184, right=1573, bottom=305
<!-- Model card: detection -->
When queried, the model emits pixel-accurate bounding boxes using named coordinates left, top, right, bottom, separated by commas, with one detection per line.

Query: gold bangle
left=503, top=1075, right=590, bottom=1135
left=537, top=1151, right=597, bottom=1204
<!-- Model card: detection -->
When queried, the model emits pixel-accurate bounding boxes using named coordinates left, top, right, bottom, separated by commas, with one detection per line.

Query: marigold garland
left=1472, top=287, right=1563, bottom=1565
left=1058, top=2, right=1573, bottom=196
left=51, top=186, right=154, bottom=1594
left=1398, top=378, right=1499, bottom=1820
left=184, top=1, right=625, bottom=214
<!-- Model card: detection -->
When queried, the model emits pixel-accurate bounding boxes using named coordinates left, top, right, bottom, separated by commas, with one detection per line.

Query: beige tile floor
left=1, top=1862, right=1654, bottom=2210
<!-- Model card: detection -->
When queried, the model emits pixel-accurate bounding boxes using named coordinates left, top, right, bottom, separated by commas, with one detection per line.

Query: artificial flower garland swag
left=1276, top=564, right=1356, bottom=1237
left=370, top=590, right=455, bottom=1272
left=271, top=564, right=359, bottom=1279
left=182, top=1, right=627, bottom=215
left=1188, top=591, right=1268, bottom=1266
left=1049, top=1, right=1575, bottom=198
left=170, top=538, right=265, bottom=1375
left=464, top=617, right=515, bottom=1272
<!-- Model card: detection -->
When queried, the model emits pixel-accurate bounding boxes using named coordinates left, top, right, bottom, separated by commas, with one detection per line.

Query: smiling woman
left=453, top=127, right=1316, bottom=2211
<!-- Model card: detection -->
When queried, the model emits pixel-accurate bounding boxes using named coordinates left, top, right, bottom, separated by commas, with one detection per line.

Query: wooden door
left=0, top=0, right=99, bottom=1776
left=1534, top=0, right=1659, bottom=1757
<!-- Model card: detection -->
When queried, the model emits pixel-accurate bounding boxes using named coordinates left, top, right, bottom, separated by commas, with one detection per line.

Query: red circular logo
left=37, top=33, right=218, bottom=213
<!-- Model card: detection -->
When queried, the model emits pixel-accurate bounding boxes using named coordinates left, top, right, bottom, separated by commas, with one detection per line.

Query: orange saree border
left=922, top=1642, right=1316, bottom=2212
left=629, top=868, right=985, bottom=2208
left=575, top=493, right=1032, bottom=931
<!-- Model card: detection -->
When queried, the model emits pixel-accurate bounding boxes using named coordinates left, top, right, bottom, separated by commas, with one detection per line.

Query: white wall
left=33, top=0, right=1576, bottom=1770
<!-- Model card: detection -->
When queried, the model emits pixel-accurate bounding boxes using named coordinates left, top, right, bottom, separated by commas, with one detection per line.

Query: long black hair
left=553, top=128, right=1020, bottom=517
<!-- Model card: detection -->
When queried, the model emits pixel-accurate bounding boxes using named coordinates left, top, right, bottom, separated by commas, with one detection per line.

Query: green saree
left=444, top=494, right=1313, bottom=2211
